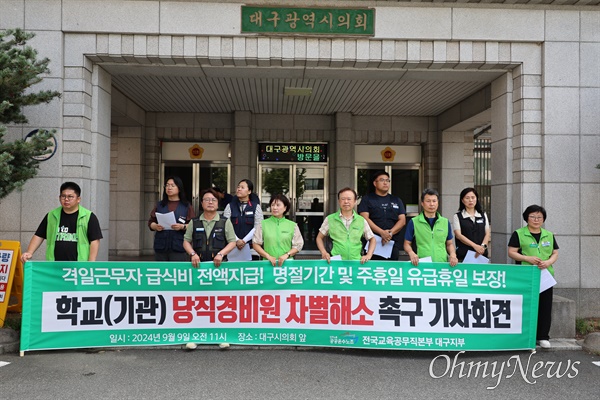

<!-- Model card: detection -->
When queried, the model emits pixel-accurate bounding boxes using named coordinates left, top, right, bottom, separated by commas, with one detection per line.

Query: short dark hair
left=60, top=182, right=81, bottom=197
left=421, top=188, right=439, bottom=202
left=269, top=194, right=291, bottom=214
left=522, top=204, right=546, bottom=222
left=238, top=179, right=254, bottom=193
left=201, top=188, right=219, bottom=202
left=371, top=170, right=389, bottom=183
left=337, top=187, right=357, bottom=200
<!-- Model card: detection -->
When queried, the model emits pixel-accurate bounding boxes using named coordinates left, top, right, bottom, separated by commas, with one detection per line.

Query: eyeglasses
left=377, top=179, right=391, bottom=183
left=60, top=195, right=77, bottom=200
left=202, top=198, right=218, bottom=203
left=528, top=216, right=544, bottom=221
left=164, top=184, right=177, bottom=188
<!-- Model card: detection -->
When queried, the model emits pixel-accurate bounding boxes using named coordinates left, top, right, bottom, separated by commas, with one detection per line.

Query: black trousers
left=537, top=286, right=553, bottom=340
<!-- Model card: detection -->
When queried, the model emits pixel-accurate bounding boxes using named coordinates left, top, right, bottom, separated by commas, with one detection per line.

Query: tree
left=0, top=28, right=60, bottom=200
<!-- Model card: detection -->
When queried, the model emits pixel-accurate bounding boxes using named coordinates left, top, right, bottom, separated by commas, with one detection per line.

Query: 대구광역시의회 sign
left=241, top=7, right=374, bottom=36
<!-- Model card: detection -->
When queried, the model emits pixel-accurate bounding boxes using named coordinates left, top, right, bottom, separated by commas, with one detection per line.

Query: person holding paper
left=252, top=194, right=303, bottom=266
left=20, top=181, right=103, bottom=262
left=403, top=188, right=458, bottom=267
left=508, top=205, right=559, bottom=349
left=148, top=176, right=195, bottom=261
left=316, top=187, right=376, bottom=263
left=358, top=170, right=406, bottom=260
left=183, top=189, right=236, bottom=268
left=223, top=179, right=263, bottom=259
left=452, top=187, right=491, bottom=262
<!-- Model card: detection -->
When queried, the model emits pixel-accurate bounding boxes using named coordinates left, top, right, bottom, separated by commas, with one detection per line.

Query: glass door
left=258, top=164, right=327, bottom=251
left=163, top=162, right=230, bottom=213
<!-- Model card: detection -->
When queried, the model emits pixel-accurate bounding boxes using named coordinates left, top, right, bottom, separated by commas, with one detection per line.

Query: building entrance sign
left=259, top=143, right=327, bottom=163
left=242, top=6, right=374, bottom=36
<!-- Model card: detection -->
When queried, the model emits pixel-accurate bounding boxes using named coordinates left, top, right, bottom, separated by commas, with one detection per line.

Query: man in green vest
left=403, top=188, right=458, bottom=266
left=316, top=187, right=376, bottom=263
left=20, top=182, right=103, bottom=262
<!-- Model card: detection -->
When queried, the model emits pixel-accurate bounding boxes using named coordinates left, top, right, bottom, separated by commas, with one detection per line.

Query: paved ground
left=1, top=344, right=599, bottom=399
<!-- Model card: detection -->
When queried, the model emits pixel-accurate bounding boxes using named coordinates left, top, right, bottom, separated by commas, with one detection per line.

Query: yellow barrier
left=0, top=240, right=23, bottom=327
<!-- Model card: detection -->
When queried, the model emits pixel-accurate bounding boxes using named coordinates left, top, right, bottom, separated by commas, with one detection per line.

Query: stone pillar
left=490, top=72, right=514, bottom=263
left=333, top=113, right=354, bottom=213
left=111, top=126, right=144, bottom=257
left=90, top=65, right=111, bottom=260
left=60, top=60, right=111, bottom=260
left=439, top=130, right=471, bottom=219
left=232, top=111, right=255, bottom=191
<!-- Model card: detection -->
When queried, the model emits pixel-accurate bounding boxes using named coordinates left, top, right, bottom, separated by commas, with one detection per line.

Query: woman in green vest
left=508, top=204, right=559, bottom=349
left=253, top=194, right=304, bottom=266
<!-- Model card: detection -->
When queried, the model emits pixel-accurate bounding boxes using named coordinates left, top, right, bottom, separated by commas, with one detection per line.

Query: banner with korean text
left=20, top=260, right=540, bottom=353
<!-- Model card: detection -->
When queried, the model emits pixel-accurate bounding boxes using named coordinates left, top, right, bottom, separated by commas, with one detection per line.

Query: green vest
left=413, top=212, right=449, bottom=262
left=262, top=216, right=296, bottom=258
left=46, top=205, right=92, bottom=261
left=328, top=211, right=365, bottom=261
left=516, top=226, right=555, bottom=276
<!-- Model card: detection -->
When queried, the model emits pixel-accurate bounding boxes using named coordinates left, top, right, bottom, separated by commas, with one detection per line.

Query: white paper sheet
left=227, top=245, right=252, bottom=261
left=463, top=250, right=490, bottom=264
left=156, top=211, right=177, bottom=230
left=540, top=268, right=557, bottom=293
left=418, top=256, right=432, bottom=263
left=330, top=255, right=342, bottom=261
left=364, top=235, right=394, bottom=259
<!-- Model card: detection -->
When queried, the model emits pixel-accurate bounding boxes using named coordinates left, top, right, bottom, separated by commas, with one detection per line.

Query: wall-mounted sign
left=355, top=145, right=422, bottom=165
left=25, top=129, right=57, bottom=161
left=188, top=144, right=204, bottom=160
left=259, top=143, right=327, bottom=163
left=242, top=6, right=374, bottom=36
left=161, top=142, right=230, bottom=162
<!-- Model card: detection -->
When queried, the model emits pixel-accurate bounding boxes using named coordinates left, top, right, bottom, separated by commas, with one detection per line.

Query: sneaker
left=538, top=340, right=551, bottom=349
left=185, top=342, right=198, bottom=350
left=218, top=342, right=230, bottom=349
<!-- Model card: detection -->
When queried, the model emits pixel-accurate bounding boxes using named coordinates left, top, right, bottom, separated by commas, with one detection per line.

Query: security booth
left=160, top=142, right=231, bottom=214
left=257, top=143, right=328, bottom=253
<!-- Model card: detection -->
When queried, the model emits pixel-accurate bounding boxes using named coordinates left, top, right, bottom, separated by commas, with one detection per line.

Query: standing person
left=316, top=187, right=376, bottom=264
left=252, top=194, right=304, bottom=266
left=223, top=179, right=263, bottom=257
left=403, top=188, right=458, bottom=266
left=213, top=186, right=233, bottom=212
left=358, top=170, right=406, bottom=260
left=183, top=188, right=237, bottom=268
left=508, top=205, right=559, bottom=349
left=148, top=176, right=195, bottom=261
left=452, top=187, right=491, bottom=261
left=20, top=182, right=103, bottom=262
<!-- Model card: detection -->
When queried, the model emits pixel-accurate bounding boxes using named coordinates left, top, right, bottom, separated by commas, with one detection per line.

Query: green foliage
left=0, top=127, right=54, bottom=199
left=0, top=28, right=60, bottom=200
left=0, top=28, right=60, bottom=124
left=576, top=318, right=598, bottom=336
left=263, top=168, right=291, bottom=197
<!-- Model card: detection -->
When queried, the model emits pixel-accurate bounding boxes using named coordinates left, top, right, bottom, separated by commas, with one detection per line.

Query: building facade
left=1, top=0, right=598, bottom=316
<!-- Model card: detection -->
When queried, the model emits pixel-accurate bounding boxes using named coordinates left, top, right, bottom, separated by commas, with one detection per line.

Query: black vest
left=153, top=201, right=188, bottom=253
left=229, top=197, right=257, bottom=240
left=191, top=218, right=228, bottom=261
left=455, top=212, right=488, bottom=260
